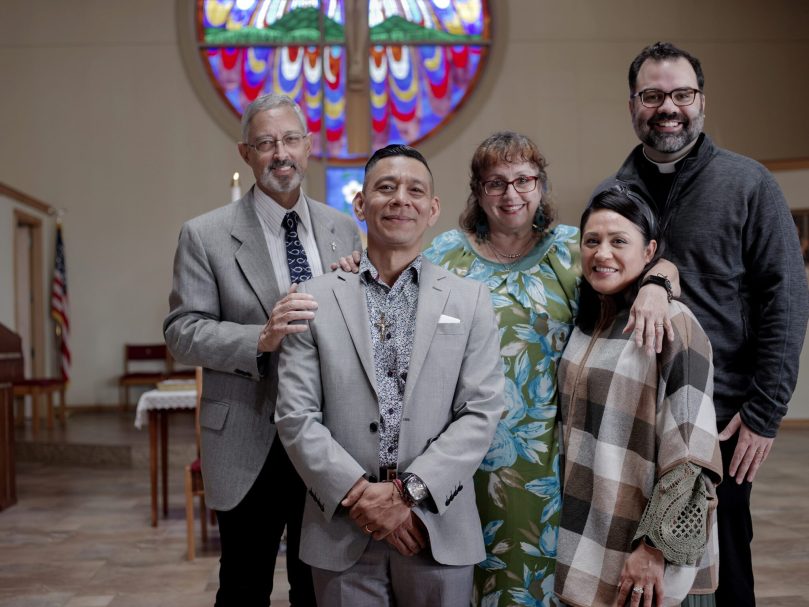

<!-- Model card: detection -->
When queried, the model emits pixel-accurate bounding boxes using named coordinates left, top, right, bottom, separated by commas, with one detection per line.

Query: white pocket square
left=438, top=314, right=460, bottom=324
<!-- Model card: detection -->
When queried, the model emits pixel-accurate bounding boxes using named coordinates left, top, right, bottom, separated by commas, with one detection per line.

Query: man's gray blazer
left=275, top=261, right=505, bottom=572
left=163, top=189, right=362, bottom=511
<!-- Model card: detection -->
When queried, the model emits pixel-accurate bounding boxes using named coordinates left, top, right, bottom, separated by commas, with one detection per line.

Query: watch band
left=642, top=273, right=673, bottom=302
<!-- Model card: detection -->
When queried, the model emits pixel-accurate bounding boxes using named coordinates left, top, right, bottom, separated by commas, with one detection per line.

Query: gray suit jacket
left=275, top=261, right=505, bottom=571
left=163, top=189, right=363, bottom=511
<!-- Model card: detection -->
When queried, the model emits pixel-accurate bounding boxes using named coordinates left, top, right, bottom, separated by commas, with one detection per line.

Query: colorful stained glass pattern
left=326, top=166, right=366, bottom=233
left=196, top=0, right=491, bottom=160
left=201, top=0, right=345, bottom=44
left=370, top=44, right=485, bottom=149
left=369, top=0, right=487, bottom=42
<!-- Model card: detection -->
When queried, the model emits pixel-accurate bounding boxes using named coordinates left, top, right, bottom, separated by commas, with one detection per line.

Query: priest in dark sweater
left=592, top=42, right=808, bottom=607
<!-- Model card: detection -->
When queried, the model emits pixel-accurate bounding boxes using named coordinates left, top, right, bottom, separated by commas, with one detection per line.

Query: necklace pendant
left=375, top=314, right=389, bottom=338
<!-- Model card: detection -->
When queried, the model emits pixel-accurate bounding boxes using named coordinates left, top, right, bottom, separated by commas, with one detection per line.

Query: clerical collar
left=642, top=149, right=678, bottom=174
left=641, top=136, right=700, bottom=174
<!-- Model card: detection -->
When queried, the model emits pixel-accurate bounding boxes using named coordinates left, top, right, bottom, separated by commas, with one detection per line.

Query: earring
left=475, top=218, right=489, bottom=242
left=532, top=206, right=547, bottom=233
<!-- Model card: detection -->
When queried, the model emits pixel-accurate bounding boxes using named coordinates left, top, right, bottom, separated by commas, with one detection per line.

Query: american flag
left=51, top=222, right=71, bottom=382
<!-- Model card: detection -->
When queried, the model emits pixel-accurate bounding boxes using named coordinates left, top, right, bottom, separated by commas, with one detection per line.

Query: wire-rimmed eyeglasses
left=243, top=132, right=308, bottom=154
left=631, top=88, right=702, bottom=108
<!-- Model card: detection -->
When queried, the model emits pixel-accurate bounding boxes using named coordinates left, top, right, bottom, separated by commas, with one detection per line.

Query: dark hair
left=363, top=144, right=433, bottom=190
left=576, top=185, right=664, bottom=330
left=459, top=131, right=555, bottom=242
left=628, top=42, right=704, bottom=94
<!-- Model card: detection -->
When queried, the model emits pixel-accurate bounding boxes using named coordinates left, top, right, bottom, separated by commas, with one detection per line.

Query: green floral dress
left=424, top=226, right=580, bottom=607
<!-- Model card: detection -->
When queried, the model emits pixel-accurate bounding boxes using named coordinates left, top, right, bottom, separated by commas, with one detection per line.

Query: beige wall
left=1, top=1, right=808, bottom=415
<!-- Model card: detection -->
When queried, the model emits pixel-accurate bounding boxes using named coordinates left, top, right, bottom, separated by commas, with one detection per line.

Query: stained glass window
left=196, top=0, right=491, bottom=209
left=326, top=165, right=366, bottom=231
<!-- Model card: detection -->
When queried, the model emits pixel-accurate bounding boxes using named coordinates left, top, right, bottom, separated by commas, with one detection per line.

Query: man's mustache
left=648, top=111, right=687, bottom=125
left=269, top=159, right=296, bottom=170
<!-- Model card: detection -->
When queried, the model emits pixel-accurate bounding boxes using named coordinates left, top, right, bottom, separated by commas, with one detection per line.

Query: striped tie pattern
left=283, top=211, right=313, bottom=284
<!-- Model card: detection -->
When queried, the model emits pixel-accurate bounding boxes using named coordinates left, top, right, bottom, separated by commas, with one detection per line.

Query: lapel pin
left=331, top=242, right=336, bottom=251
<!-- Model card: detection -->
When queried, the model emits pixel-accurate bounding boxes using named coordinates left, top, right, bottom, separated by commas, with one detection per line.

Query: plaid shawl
left=555, top=301, right=722, bottom=607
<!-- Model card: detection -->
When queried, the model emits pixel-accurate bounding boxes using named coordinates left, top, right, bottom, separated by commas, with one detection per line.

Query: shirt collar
left=359, top=250, right=422, bottom=287
left=252, top=186, right=312, bottom=235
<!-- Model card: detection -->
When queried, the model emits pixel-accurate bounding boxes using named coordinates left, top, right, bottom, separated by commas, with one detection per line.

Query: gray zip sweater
left=594, top=134, right=808, bottom=437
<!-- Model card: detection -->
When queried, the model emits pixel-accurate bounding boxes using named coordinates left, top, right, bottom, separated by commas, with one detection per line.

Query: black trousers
left=714, top=428, right=755, bottom=607
left=214, top=435, right=316, bottom=607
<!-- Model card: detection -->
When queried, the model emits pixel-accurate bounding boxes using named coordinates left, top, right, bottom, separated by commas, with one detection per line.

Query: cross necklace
left=375, top=313, right=391, bottom=338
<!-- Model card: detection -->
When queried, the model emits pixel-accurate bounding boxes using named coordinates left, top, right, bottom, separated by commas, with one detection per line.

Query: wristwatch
left=642, top=273, right=673, bottom=302
left=399, top=473, right=429, bottom=507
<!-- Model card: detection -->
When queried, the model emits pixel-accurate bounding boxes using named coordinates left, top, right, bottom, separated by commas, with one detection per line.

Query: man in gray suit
left=275, top=144, right=505, bottom=607
left=164, top=93, right=362, bottom=606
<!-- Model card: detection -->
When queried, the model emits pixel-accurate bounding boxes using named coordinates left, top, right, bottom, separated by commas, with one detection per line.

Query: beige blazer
left=275, top=261, right=505, bottom=572
left=164, top=189, right=362, bottom=511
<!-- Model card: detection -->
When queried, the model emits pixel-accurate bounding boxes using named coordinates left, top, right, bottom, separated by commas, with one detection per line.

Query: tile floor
left=0, top=412, right=807, bottom=606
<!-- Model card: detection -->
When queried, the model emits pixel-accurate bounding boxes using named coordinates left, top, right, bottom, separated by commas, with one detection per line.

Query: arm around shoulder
left=163, top=220, right=265, bottom=378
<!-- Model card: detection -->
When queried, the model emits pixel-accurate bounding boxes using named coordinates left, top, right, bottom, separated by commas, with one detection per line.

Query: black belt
left=368, top=466, right=398, bottom=483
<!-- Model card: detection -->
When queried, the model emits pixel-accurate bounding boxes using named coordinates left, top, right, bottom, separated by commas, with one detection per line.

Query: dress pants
left=215, top=435, right=316, bottom=607
left=714, top=427, right=755, bottom=607
left=312, top=539, right=474, bottom=607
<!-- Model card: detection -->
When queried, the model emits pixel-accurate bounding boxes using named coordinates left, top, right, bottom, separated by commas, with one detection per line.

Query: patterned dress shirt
left=359, top=251, right=421, bottom=470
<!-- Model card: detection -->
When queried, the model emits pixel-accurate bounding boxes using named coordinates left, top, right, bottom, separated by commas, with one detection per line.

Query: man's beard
left=259, top=159, right=302, bottom=194
left=634, top=109, right=704, bottom=155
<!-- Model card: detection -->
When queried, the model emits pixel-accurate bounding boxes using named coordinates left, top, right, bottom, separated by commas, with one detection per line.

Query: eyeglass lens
left=252, top=133, right=305, bottom=153
left=483, top=177, right=538, bottom=195
left=640, top=88, right=698, bottom=108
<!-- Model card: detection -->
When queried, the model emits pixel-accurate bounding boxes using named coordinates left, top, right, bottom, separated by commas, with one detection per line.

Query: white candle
left=230, top=172, right=241, bottom=202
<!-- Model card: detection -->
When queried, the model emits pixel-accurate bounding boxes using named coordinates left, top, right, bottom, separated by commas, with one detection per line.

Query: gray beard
left=640, top=112, right=704, bottom=155
left=260, top=169, right=302, bottom=194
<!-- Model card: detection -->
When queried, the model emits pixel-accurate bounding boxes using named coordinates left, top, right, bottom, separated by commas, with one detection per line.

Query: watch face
left=406, top=476, right=429, bottom=503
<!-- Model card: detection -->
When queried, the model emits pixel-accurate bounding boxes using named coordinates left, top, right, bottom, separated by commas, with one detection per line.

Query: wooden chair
left=12, top=378, right=66, bottom=436
left=1, top=322, right=67, bottom=437
left=184, top=367, right=211, bottom=560
left=118, top=344, right=168, bottom=411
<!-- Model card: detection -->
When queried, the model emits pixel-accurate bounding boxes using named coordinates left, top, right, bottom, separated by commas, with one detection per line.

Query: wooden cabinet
left=0, top=324, right=21, bottom=511
left=0, top=383, right=15, bottom=511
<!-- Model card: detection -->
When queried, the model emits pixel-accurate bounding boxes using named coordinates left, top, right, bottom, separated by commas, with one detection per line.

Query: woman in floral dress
left=424, top=131, right=579, bottom=607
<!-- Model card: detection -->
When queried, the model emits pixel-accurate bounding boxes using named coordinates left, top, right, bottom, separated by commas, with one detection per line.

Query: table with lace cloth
left=135, top=389, right=196, bottom=526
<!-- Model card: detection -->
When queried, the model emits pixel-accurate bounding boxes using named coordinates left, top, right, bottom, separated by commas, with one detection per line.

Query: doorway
left=13, top=210, right=45, bottom=378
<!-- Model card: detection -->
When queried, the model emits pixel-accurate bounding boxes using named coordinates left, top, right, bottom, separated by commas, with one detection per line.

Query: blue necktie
left=283, top=211, right=313, bottom=284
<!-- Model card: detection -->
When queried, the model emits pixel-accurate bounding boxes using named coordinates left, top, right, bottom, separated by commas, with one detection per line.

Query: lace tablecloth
left=134, top=389, right=196, bottom=429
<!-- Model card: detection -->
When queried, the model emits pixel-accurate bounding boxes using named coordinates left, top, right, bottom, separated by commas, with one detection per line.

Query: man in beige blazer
left=275, top=145, right=505, bottom=606
left=164, top=94, right=362, bottom=606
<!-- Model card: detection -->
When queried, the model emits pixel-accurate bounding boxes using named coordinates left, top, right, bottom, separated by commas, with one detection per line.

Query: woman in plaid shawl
left=556, top=186, right=723, bottom=607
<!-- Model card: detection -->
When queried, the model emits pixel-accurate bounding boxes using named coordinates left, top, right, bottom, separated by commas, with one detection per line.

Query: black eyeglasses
left=244, top=132, right=307, bottom=154
left=631, top=88, right=702, bottom=108
left=481, top=176, right=540, bottom=196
